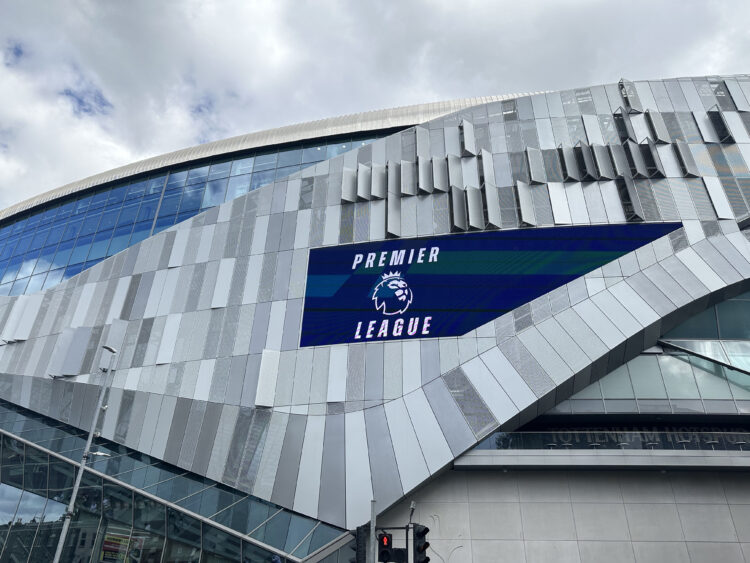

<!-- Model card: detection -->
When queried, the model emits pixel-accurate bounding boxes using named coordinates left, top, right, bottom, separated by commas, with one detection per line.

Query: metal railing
left=476, top=430, right=750, bottom=452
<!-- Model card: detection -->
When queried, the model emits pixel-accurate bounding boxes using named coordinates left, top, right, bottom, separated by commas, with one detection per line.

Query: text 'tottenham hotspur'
left=352, top=246, right=439, bottom=340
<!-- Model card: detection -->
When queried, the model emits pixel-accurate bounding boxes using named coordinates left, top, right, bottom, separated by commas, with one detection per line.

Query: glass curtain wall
left=0, top=132, right=390, bottom=297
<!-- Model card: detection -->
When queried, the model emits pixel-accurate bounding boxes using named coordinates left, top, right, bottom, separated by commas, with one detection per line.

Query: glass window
left=11, top=235, right=32, bottom=257
left=117, top=202, right=139, bottom=227
left=225, top=175, right=251, bottom=202
left=99, top=208, right=120, bottom=231
left=61, top=219, right=83, bottom=242
left=130, top=494, right=166, bottom=561
left=69, top=235, right=94, bottom=265
left=63, top=263, right=84, bottom=280
left=253, top=152, right=277, bottom=172
left=147, top=175, right=167, bottom=195
left=187, top=166, right=210, bottom=186
left=43, top=268, right=65, bottom=290
left=627, top=356, right=667, bottom=398
left=108, top=224, right=134, bottom=257
left=180, top=186, right=205, bottom=213
left=691, top=357, right=733, bottom=399
left=17, top=250, right=40, bottom=279
left=87, top=229, right=114, bottom=262
left=79, top=212, right=102, bottom=237
left=201, top=179, right=228, bottom=209
left=136, top=194, right=160, bottom=223
left=717, top=299, right=750, bottom=339
left=166, top=170, right=188, bottom=190
left=129, top=221, right=153, bottom=246
left=658, top=355, right=700, bottom=399
left=51, top=239, right=74, bottom=270
left=158, top=194, right=181, bottom=217
left=598, top=365, right=634, bottom=399
left=327, top=142, right=351, bottom=159
left=166, top=507, right=201, bottom=562
left=208, top=161, right=232, bottom=181
left=107, top=185, right=128, bottom=205
left=152, top=215, right=176, bottom=234
left=230, top=157, right=254, bottom=176
left=665, top=306, right=719, bottom=339
left=1, top=256, right=22, bottom=285
left=202, top=524, right=242, bottom=561
left=29, top=228, right=50, bottom=251
left=45, top=224, right=65, bottom=247
left=25, top=273, right=46, bottom=294
left=277, top=148, right=302, bottom=168
left=275, top=164, right=301, bottom=180
left=126, top=180, right=147, bottom=200
left=250, top=170, right=275, bottom=191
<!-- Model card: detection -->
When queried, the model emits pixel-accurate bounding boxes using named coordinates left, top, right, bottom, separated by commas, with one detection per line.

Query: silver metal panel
left=535, top=317, right=591, bottom=374
left=462, top=357, right=518, bottom=421
left=461, top=156, right=480, bottom=189
left=516, top=181, right=537, bottom=226
left=461, top=119, right=477, bottom=156
left=293, top=413, right=325, bottom=516
left=384, top=397, right=430, bottom=492
left=447, top=154, right=463, bottom=189
left=364, top=406, right=403, bottom=512
left=450, top=186, right=469, bottom=231
left=432, top=157, right=449, bottom=192
left=517, top=326, right=573, bottom=385
left=423, top=376, right=476, bottom=455
left=255, top=349, right=280, bottom=407
left=357, top=163, right=371, bottom=201
left=400, top=160, right=417, bottom=196
left=466, top=187, right=486, bottom=230
left=344, top=410, right=372, bottom=528
left=341, top=167, right=357, bottom=203
left=547, top=182, right=572, bottom=224
left=703, top=176, right=734, bottom=219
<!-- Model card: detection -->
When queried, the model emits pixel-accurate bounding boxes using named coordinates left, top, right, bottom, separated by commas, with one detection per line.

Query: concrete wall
left=380, top=468, right=750, bottom=563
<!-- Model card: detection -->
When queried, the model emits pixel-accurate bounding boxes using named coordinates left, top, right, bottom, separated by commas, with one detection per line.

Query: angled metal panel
left=357, top=163, right=371, bottom=201
left=450, top=186, right=469, bottom=232
left=558, top=146, right=582, bottom=181
left=461, top=119, right=477, bottom=156
left=466, top=187, right=486, bottom=230
left=417, top=157, right=434, bottom=194
left=447, top=154, right=463, bottom=189
left=400, top=160, right=417, bottom=196
left=547, top=182, right=572, bottom=224
left=371, top=163, right=387, bottom=200
left=646, top=109, right=671, bottom=143
left=703, top=176, right=734, bottom=219
left=592, top=144, right=616, bottom=180
left=516, top=181, right=537, bottom=226
left=341, top=168, right=357, bottom=203
left=432, top=157, right=449, bottom=192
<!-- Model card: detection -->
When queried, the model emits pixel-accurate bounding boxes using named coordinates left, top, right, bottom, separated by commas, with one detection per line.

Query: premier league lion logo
left=372, top=271, right=413, bottom=315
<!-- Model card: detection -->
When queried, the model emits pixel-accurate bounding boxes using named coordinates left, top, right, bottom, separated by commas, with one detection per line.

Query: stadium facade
left=0, top=76, right=747, bottom=562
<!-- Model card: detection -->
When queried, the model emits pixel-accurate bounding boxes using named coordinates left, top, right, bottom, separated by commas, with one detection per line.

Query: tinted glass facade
left=0, top=132, right=391, bottom=297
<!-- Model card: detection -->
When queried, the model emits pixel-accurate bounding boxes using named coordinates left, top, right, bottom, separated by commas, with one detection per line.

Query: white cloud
left=0, top=0, right=748, bottom=209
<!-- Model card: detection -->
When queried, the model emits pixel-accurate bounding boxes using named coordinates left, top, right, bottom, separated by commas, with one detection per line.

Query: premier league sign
left=299, top=223, right=681, bottom=347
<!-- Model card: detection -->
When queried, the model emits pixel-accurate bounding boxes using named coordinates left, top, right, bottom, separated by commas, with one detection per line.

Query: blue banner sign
left=300, top=223, right=681, bottom=347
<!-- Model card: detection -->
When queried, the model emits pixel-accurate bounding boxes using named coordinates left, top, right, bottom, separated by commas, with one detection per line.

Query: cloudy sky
left=0, top=0, right=748, bottom=209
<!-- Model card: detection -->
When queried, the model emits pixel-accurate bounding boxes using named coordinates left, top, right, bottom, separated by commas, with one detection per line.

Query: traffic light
left=378, top=532, right=394, bottom=562
left=413, top=524, right=430, bottom=563
left=349, top=524, right=367, bottom=563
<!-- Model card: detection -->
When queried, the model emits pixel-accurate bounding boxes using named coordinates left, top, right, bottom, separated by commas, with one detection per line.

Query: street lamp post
left=52, top=345, right=118, bottom=563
